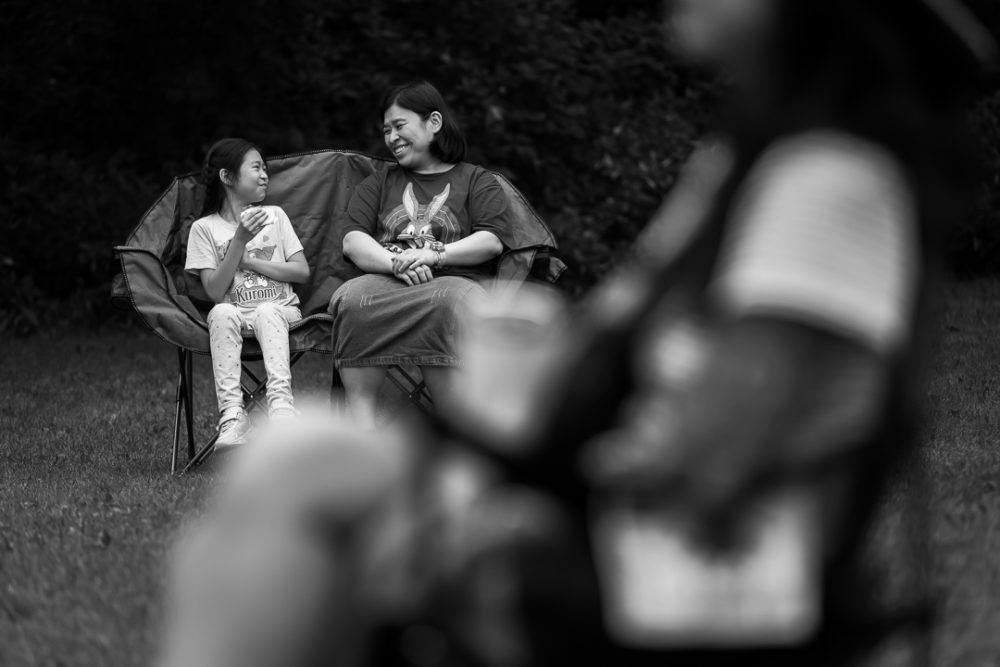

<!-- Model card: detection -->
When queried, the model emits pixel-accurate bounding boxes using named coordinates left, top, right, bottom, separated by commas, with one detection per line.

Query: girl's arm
left=240, top=250, right=310, bottom=283
left=200, top=238, right=249, bottom=303
left=391, top=231, right=503, bottom=273
left=343, top=231, right=397, bottom=274
left=198, top=209, right=270, bottom=303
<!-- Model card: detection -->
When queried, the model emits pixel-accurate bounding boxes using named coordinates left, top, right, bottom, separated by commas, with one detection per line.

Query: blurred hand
left=581, top=395, right=685, bottom=492
left=580, top=392, right=760, bottom=538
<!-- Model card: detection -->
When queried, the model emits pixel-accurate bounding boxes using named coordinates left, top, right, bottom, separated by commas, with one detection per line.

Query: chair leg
left=176, top=351, right=312, bottom=474
left=330, top=365, right=344, bottom=412
left=172, top=349, right=186, bottom=475
left=241, top=363, right=265, bottom=409
left=183, top=363, right=268, bottom=475
left=184, top=350, right=195, bottom=459
left=392, top=366, right=434, bottom=410
left=182, top=433, right=219, bottom=474
left=385, top=367, right=434, bottom=421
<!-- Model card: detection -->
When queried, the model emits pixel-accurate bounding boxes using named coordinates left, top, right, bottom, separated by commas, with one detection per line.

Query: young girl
left=186, top=138, right=310, bottom=447
left=328, top=81, right=514, bottom=428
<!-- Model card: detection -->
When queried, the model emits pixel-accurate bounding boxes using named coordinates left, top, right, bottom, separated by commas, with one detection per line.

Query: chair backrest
left=117, top=150, right=562, bottom=316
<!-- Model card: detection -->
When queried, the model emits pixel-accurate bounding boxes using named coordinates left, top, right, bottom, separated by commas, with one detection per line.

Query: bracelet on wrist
left=429, top=242, right=446, bottom=269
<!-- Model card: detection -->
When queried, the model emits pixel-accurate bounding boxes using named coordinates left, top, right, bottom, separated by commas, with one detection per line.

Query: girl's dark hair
left=380, top=81, right=467, bottom=164
left=200, top=138, right=264, bottom=217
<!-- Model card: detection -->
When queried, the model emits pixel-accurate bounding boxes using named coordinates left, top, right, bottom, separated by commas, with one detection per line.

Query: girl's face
left=669, top=0, right=777, bottom=70
left=225, top=149, right=268, bottom=205
left=383, top=104, right=443, bottom=170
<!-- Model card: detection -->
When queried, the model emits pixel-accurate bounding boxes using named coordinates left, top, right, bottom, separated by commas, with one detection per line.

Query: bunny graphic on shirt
left=394, top=182, right=451, bottom=250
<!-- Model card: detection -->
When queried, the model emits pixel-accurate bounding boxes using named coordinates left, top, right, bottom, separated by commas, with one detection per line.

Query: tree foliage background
left=0, top=0, right=997, bottom=335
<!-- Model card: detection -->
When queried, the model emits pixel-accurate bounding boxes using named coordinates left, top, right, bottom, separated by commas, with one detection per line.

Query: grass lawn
left=1, top=279, right=999, bottom=666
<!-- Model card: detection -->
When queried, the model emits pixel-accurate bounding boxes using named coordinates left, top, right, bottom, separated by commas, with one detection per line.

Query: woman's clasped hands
left=391, top=247, right=437, bottom=286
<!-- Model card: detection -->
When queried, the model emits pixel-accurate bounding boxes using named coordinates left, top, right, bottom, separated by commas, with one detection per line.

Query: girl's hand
left=391, top=248, right=437, bottom=275
left=395, top=265, right=434, bottom=286
left=234, top=207, right=270, bottom=244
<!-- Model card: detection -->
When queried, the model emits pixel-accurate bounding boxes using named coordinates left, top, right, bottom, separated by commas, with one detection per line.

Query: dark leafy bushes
left=0, top=0, right=996, bottom=334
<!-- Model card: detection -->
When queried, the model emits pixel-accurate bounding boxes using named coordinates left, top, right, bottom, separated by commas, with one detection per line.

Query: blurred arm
left=586, top=134, right=918, bottom=514
left=586, top=318, right=890, bottom=503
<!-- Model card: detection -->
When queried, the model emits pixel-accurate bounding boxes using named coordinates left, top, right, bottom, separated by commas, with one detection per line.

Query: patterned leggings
left=207, top=303, right=302, bottom=417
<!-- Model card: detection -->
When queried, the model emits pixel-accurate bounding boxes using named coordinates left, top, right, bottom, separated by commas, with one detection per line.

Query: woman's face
left=669, top=0, right=777, bottom=69
left=226, top=149, right=268, bottom=204
left=383, top=104, right=442, bottom=170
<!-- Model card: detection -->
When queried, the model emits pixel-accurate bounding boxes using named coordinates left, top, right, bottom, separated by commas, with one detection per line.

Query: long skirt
left=328, top=273, right=486, bottom=369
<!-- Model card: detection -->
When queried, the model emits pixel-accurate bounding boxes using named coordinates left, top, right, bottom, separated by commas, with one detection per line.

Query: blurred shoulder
left=750, top=130, right=911, bottom=198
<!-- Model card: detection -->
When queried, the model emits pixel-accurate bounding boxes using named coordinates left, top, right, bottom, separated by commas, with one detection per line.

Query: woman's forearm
left=443, top=231, right=503, bottom=267
left=344, top=231, right=396, bottom=274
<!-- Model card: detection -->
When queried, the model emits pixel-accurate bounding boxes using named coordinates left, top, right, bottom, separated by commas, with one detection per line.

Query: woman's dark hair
left=200, top=138, right=264, bottom=216
left=380, top=81, right=467, bottom=164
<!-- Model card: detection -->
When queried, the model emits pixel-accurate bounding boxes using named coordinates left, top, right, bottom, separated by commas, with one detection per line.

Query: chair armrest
left=494, top=245, right=566, bottom=288
left=114, top=246, right=212, bottom=353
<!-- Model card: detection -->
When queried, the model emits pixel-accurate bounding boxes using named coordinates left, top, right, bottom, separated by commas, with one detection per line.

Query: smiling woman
left=382, top=83, right=467, bottom=170
left=328, top=81, right=512, bottom=428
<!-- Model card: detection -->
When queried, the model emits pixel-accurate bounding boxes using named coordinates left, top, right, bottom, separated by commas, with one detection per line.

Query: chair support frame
left=170, top=348, right=431, bottom=474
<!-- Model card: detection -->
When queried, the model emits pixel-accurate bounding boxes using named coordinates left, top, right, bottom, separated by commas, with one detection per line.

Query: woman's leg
left=207, top=303, right=246, bottom=419
left=251, top=303, right=300, bottom=416
left=420, top=366, right=455, bottom=414
left=340, top=367, right=387, bottom=429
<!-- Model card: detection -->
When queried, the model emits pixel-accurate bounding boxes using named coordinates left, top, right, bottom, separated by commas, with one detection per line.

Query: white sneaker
left=270, top=406, right=299, bottom=423
left=216, top=411, right=249, bottom=449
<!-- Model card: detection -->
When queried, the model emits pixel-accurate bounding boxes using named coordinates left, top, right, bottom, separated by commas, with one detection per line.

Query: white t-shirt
left=185, top=205, right=304, bottom=313
left=711, top=131, right=919, bottom=355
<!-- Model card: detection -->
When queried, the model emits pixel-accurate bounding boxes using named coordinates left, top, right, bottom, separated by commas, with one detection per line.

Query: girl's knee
left=208, top=303, right=241, bottom=327
left=252, top=302, right=288, bottom=328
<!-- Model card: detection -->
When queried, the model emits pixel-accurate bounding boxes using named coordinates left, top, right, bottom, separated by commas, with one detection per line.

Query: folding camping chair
left=111, top=149, right=564, bottom=474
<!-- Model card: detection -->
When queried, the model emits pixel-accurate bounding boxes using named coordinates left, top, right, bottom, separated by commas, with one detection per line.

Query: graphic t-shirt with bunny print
left=341, top=163, right=513, bottom=280
left=185, top=205, right=304, bottom=313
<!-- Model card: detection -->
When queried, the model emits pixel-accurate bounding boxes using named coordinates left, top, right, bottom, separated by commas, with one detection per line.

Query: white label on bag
left=591, top=490, right=822, bottom=648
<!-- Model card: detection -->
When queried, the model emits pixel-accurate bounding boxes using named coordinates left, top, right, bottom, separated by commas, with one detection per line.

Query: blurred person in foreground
left=157, top=1, right=992, bottom=666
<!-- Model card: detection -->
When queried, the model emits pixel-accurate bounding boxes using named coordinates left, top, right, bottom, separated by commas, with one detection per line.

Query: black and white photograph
left=2, top=0, right=1000, bottom=665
